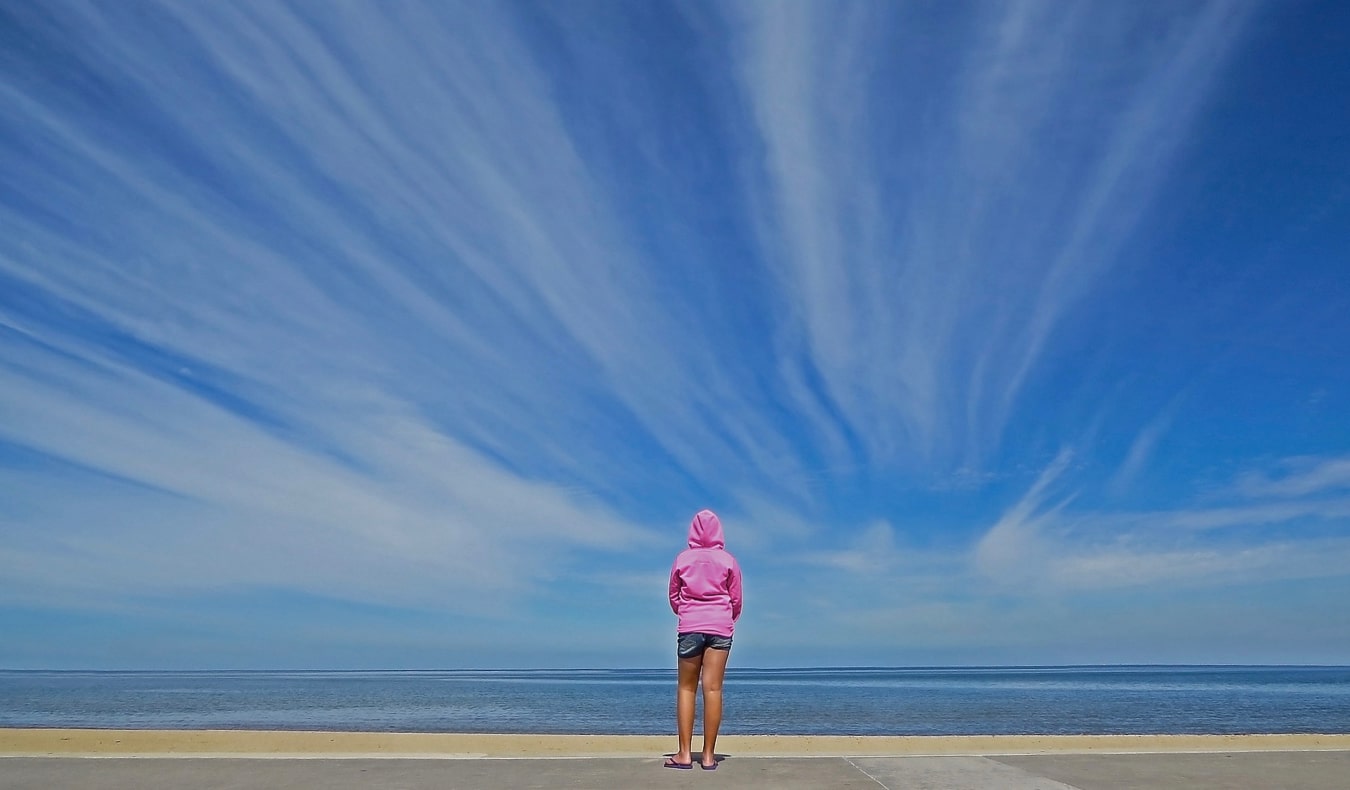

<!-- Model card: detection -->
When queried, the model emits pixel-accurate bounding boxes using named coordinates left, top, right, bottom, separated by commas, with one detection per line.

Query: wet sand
left=2, top=728, right=1348, bottom=758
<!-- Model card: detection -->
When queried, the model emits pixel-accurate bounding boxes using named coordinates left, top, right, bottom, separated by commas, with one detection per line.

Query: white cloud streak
left=727, top=0, right=1258, bottom=470
left=1236, top=455, right=1350, bottom=499
left=974, top=452, right=1350, bottom=595
left=1108, top=394, right=1187, bottom=496
left=0, top=329, right=658, bottom=608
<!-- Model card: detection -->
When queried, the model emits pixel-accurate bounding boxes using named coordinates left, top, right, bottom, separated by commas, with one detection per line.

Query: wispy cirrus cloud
left=0, top=325, right=657, bottom=608
left=6, top=0, right=1347, bottom=667
left=1235, top=455, right=1350, bottom=499
left=1108, top=393, right=1188, bottom=497
left=726, top=0, right=1258, bottom=471
left=974, top=451, right=1350, bottom=594
left=1, top=1, right=698, bottom=612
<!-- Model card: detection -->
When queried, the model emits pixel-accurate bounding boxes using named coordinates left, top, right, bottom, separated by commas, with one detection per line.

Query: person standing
left=665, top=509, right=743, bottom=770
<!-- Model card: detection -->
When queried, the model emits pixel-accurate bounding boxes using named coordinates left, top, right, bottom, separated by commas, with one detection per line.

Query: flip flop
left=700, top=760, right=718, bottom=770
left=663, top=758, right=693, bottom=769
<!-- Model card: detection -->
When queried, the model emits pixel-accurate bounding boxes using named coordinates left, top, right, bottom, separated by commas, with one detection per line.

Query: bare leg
left=674, top=654, right=702, bottom=765
left=699, top=647, right=730, bottom=768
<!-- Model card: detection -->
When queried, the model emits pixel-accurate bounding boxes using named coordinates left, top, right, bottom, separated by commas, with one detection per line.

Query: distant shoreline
left=3, top=729, right=1350, bottom=758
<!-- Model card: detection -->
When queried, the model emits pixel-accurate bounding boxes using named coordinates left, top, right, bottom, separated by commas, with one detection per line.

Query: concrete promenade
left=3, top=730, right=1349, bottom=789
left=5, top=752, right=1350, bottom=789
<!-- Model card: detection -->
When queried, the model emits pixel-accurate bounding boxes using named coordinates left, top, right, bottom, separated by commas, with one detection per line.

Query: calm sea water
left=2, top=666, right=1348, bottom=735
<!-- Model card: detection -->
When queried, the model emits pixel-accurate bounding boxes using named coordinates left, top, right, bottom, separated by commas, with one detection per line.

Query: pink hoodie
left=668, top=510, right=743, bottom=637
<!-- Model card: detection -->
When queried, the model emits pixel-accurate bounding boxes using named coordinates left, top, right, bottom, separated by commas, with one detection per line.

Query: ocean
left=2, top=666, right=1348, bottom=736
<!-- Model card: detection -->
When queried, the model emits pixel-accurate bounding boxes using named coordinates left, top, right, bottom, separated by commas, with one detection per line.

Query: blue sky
left=2, top=1, right=1349, bottom=669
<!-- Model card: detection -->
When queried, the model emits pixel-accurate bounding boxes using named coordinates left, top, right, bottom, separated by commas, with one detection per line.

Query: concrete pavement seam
left=843, top=756, right=891, bottom=789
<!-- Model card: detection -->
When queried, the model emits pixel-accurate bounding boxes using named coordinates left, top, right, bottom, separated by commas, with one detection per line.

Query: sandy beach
left=6, top=730, right=1350, bottom=789
left=2, top=728, right=1348, bottom=758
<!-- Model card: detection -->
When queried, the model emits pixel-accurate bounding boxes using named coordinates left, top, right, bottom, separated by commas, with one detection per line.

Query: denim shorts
left=677, top=632, right=733, bottom=659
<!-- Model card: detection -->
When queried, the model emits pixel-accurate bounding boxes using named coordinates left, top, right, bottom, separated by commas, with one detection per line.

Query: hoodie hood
left=687, top=509, right=725, bottom=549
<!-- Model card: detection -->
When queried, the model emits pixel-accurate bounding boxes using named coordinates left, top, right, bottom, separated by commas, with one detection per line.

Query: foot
left=664, top=753, right=693, bottom=769
left=700, top=753, right=718, bottom=769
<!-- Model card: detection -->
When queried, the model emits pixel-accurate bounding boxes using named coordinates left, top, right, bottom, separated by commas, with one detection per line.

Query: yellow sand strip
left=2, top=729, right=1349, bottom=758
